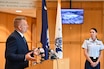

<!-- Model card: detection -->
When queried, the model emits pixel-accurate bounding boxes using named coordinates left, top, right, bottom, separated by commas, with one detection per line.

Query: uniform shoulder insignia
left=97, top=39, right=101, bottom=41
left=86, top=39, right=89, bottom=40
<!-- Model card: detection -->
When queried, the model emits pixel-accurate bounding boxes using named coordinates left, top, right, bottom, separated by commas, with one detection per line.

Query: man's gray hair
left=14, top=16, right=26, bottom=28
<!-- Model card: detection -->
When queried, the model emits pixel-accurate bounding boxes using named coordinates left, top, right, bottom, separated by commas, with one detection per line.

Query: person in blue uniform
left=82, top=28, right=104, bottom=69
left=5, top=16, right=39, bottom=69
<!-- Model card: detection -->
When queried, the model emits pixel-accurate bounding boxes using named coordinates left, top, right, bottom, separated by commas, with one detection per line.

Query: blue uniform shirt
left=82, top=38, right=104, bottom=58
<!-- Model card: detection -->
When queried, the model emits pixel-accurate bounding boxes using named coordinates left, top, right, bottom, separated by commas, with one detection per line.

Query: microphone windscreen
left=40, top=48, right=44, bottom=52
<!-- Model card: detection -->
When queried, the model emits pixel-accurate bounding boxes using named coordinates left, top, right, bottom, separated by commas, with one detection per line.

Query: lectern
left=25, top=58, right=69, bottom=69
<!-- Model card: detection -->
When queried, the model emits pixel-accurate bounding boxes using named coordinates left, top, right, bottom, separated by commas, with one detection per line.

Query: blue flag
left=40, top=0, right=49, bottom=60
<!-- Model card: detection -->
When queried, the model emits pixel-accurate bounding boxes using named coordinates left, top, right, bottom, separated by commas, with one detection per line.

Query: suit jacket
left=5, top=30, right=29, bottom=69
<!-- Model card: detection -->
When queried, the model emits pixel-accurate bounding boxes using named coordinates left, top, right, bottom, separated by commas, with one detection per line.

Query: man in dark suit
left=5, top=16, right=37, bottom=69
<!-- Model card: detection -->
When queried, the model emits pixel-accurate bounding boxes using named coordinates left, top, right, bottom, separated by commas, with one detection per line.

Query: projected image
left=61, top=9, right=84, bottom=24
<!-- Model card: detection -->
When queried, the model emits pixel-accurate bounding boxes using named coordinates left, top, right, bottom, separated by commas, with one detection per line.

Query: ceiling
left=0, top=0, right=103, bottom=18
left=0, top=0, right=36, bottom=17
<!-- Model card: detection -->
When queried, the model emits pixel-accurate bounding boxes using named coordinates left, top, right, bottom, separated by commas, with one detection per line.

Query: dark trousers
left=85, top=57, right=100, bottom=69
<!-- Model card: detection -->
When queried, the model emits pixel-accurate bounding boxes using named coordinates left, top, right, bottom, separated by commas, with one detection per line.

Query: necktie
left=23, top=36, right=26, bottom=43
left=22, top=36, right=28, bottom=49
